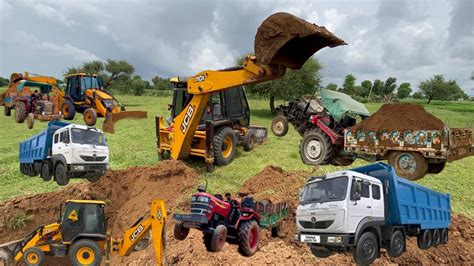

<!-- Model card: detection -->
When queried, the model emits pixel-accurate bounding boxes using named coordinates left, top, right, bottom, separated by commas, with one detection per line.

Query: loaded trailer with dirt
left=272, top=89, right=473, bottom=180
left=296, top=162, right=451, bottom=265
left=19, top=121, right=109, bottom=186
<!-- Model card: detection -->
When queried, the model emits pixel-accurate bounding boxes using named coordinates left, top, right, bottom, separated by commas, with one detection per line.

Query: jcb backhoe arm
left=166, top=12, right=346, bottom=161
left=108, top=200, right=167, bottom=265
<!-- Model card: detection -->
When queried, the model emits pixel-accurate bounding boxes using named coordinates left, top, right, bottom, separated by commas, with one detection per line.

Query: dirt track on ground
left=0, top=162, right=472, bottom=265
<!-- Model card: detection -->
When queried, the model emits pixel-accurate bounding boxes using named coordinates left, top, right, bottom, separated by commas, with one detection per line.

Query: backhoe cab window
left=83, top=204, right=106, bottom=234
left=71, top=128, right=106, bottom=146
left=301, top=176, right=348, bottom=205
left=81, top=76, right=100, bottom=90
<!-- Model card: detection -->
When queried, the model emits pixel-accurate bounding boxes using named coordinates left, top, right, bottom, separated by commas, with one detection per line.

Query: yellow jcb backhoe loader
left=0, top=199, right=166, bottom=266
left=58, top=73, right=147, bottom=133
left=156, top=12, right=346, bottom=169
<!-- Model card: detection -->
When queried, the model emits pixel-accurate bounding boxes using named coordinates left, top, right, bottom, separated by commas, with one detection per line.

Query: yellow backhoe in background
left=0, top=199, right=166, bottom=266
left=157, top=12, right=346, bottom=169
left=58, top=73, right=147, bottom=133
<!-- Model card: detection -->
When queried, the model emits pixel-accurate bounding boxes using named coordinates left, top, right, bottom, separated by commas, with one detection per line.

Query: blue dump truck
left=19, top=121, right=109, bottom=186
left=296, top=162, right=450, bottom=265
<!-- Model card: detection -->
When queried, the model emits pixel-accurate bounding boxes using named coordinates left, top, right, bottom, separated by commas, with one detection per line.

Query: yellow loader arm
left=163, top=12, right=346, bottom=160
left=108, top=200, right=167, bottom=265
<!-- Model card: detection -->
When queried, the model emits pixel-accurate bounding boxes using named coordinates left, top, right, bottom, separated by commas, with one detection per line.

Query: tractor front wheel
left=210, top=225, right=227, bottom=252
left=83, top=108, right=98, bottom=126
left=15, top=101, right=27, bottom=123
left=23, top=247, right=45, bottom=266
left=300, top=129, right=333, bottom=165
left=238, top=220, right=259, bottom=256
left=174, top=221, right=189, bottom=240
left=69, top=239, right=102, bottom=266
left=213, top=127, right=237, bottom=166
left=26, top=113, right=35, bottom=129
left=62, top=100, right=76, bottom=120
left=271, top=115, right=289, bottom=137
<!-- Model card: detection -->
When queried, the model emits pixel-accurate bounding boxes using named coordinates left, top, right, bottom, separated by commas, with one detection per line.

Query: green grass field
left=0, top=90, right=473, bottom=218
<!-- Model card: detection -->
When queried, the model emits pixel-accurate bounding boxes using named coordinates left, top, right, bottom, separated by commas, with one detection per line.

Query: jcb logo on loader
left=130, top=224, right=144, bottom=242
left=194, top=75, right=206, bottom=82
left=180, top=105, right=195, bottom=133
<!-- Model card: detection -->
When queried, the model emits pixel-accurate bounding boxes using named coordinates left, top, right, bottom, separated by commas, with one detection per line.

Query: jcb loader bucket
left=255, top=12, right=347, bottom=70
left=102, top=111, right=148, bottom=133
left=250, top=125, right=268, bottom=144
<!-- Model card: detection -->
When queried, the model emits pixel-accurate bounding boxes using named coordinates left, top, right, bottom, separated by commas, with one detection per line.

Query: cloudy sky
left=1, top=0, right=473, bottom=95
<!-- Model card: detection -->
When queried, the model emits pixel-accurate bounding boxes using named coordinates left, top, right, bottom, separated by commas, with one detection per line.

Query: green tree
left=244, top=57, right=323, bottom=113
left=397, top=82, right=412, bottom=99
left=360, top=80, right=372, bottom=98
left=381, top=77, right=397, bottom=102
left=342, top=74, right=356, bottom=96
left=371, top=79, right=384, bottom=99
left=325, top=83, right=338, bottom=91
left=419, top=74, right=467, bottom=104
left=0, top=77, right=9, bottom=87
left=152, top=76, right=170, bottom=90
left=412, top=92, right=425, bottom=99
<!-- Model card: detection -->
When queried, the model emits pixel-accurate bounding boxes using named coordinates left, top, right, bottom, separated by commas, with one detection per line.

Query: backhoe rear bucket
left=255, top=12, right=347, bottom=70
left=102, top=111, right=148, bottom=134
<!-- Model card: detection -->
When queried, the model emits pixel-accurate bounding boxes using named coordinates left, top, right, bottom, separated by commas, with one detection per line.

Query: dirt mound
left=351, top=103, right=445, bottom=132
left=254, top=12, right=346, bottom=69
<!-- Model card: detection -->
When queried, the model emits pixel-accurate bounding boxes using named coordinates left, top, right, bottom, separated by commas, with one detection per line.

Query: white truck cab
left=51, top=124, right=109, bottom=185
left=296, top=170, right=385, bottom=257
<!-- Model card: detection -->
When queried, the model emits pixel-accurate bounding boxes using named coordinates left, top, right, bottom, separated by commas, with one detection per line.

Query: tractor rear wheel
left=41, top=162, right=52, bottom=181
left=84, top=108, right=98, bottom=126
left=23, top=247, right=45, bottom=266
left=388, top=151, right=428, bottom=180
left=54, top=163, right=69, bottom=186
left=62, top=100, right=76, bottom=120
left=69, top=239, right=102, bottom=266
left=243, top=129, right=256, bottom=151
left=427, top=161, right=446, bottom=174
left=300, top=129, right=333, bottom=165
left=210, top=225, right=227, bottom=252
left=271, top=115, right=289, bottom=137
left=238, top=220, right=259, bottom=256
left=27, top=113, right=35, bottom=129
left=213, top=127, right=237, bottom=166
left=15, top=101, right=27, bottom=123
left=4, top=106, right=11, bottom=116
left=173, top=221, right=189, bottom=240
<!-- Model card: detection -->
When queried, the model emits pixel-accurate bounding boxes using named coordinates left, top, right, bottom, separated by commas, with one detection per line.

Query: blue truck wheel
left=417, top=229, right=432, bottom=250
left=387, top=230, right=405, bottom=258
left=432, top=229, right=441, bottom=246
left=441, top=229, right=448, bottom=244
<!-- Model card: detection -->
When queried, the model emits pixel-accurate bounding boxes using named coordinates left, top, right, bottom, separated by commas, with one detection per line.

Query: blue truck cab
left=19, top=121, right=109, bottom=186
left=296, top=162, right=450, bottom=264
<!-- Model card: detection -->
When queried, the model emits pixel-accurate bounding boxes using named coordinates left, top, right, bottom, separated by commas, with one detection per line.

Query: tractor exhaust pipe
left=254, top=12, right=346, bottom=70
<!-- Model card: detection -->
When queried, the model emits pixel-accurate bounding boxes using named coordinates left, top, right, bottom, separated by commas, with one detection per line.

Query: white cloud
left=96, top=24, right=119, bottom=41
left=323, top=8, right=347, bottom=31
left=39, top=42, right=101, bottom=62
left=33, top=3, right=76, bottom=27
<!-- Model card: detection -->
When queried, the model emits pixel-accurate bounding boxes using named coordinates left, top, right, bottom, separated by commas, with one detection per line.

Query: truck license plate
left=301, top=234, right=320, bottom=243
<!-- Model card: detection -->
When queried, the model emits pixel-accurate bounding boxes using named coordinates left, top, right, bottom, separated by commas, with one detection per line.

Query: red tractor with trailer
left=173, top=182, right=289, bottom=256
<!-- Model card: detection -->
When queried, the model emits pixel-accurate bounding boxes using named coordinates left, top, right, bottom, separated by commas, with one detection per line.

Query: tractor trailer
left=19, top=121, right=109, bottom=186
left=295, top=162, right=450, bottom=265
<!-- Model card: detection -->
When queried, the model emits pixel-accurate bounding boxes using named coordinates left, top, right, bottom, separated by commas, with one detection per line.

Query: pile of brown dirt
left=351, top=103, right=445, bottom=132
left=254, top=12, right=346, bottom=69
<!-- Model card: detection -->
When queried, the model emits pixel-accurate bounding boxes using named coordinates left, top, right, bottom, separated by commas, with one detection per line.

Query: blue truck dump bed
left=351, top=162, right=450, bottom=230
left=19, top=121, right=69, bottom=164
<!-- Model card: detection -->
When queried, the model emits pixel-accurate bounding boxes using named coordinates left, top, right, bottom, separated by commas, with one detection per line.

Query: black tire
left=300, top=129, right=333, bottom=165
left=271, top=224, right=281, bottom=237
left=86, top=174, right=101, bottom=183
left=352, top=231, right=379, bottom=265
left=243, top=129, right=256, bottom=151
left=62, top=100, right=76, bottom=120
left=387, top=230, right=405, bottom=258
left=271, top=115, right=289, bottom=137
left=4, top=106, right=11, bottom=116
left=440, top=228, right=448, bottom=244
left=54, top=163, right=69, bottom=186
left=203, top=232, right=212, bottom=251
left=27, top=113, right=35, bottom=129
left=309, top=245, right=333, bottom=258
left=173, top=221, right=189, bottom=240
left=432, top=229, right=441, bottom=246
left=213, top=127, right=237, bottom=166
left=238, top=220, right=259, bottom=257
left=23, top=247, right=45, bottom=266
left=210, top=225, right=227, bottom=252
left=41, top=162, right=52, bottom=181
left=417, top=229, right=432, bottom=250
left=331, top=155, right=355, bottom=166
left=15, top=101, right=27, bottom=123
left=427, top=161, right=446, bottom=174
left=69, top=239, right=102, bottom=266
left=84, top=108, right=98, bottom=126
left=388, top=151, right=428, bottom=180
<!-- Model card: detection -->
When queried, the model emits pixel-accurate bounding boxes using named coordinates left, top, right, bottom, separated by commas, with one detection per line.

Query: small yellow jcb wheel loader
left=0, top=199, right=167, bottom=266
left=59, top=73, right=147, bottom=133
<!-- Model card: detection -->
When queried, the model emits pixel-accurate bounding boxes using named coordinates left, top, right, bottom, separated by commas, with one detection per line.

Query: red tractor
left=173, top=182, right=260, bottom=256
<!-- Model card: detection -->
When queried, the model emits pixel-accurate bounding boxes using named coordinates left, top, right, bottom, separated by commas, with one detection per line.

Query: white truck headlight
left=74, top=165, right=85, bottom=171
left=327, top=236, right=342, bottom=243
